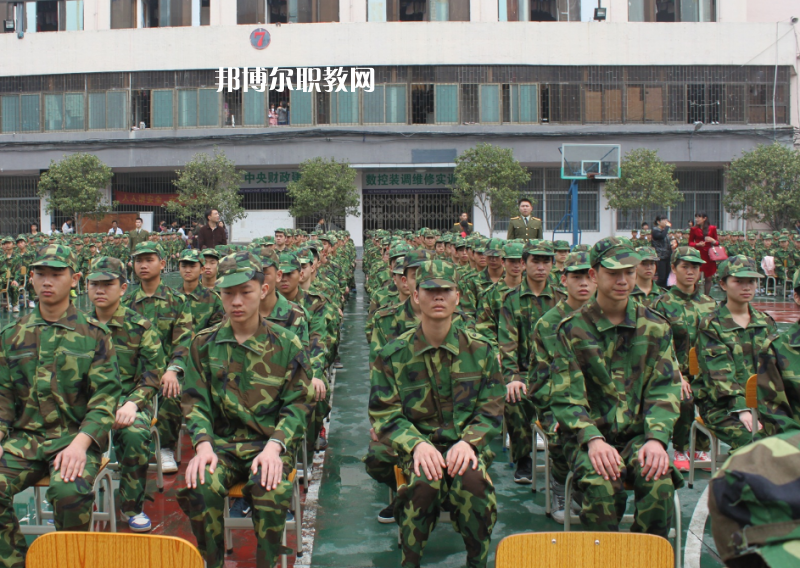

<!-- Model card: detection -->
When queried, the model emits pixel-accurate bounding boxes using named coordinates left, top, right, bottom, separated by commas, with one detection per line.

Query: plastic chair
left=688, top=347, right=700, bottom=378
left=530, top=420, right=551, bottom=516
left=562, top=472, right=681, bottom=568
left=222, top=469, right=302, bottom=568
left=20, top=457, right=116, bottom=536
left=26, top=532, right=203, bottom=568
left=745, top=373, right=759, bottom=435
left=495, top=531, right=674, bottom=568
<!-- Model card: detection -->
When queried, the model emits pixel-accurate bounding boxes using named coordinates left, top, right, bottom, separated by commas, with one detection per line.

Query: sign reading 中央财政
left=217, top=67, right=374, bottom=93
left=238, top=170, right=300, bottom=193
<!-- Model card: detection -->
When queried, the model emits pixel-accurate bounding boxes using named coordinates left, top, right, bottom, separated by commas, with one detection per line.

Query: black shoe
left=378, top=501, right=395, bottom=524
left=514, top=457, right=533, bottom=484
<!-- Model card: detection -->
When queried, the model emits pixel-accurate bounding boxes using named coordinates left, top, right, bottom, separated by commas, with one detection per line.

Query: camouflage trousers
left=176, top=452, right=294, bottom=568
left=564, top=435, right=683, bottom=537
left=538, top=411, right=569, bottom=484
left=363, top=440, right=398, bottom=491
left=395, top=449, right=497, bottom=568
left=112, top=410, right=152, bottom=518
left=506, top=397, right=535, bottom=464
left=0, top=281, right=19, bottom=308
left=700, top=409, right=754, bottom=452
left=0, top=447, right=103, bottom=568
left=674, top=399, right=709, bottom=453
left=157, top=395, right=182, bottom=450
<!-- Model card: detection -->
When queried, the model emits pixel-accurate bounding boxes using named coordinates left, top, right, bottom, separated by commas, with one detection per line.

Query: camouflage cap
left=553, top=240, right=571, bottom=252
left=131, top=241, right=163, bottom=258
left=319, top=234, right=336, bottom=244
left=454, top=237, right=467, bottom=249
left=525, top=240, right=555, bottom=257
left=572, top=244, right=591, bottom=253
left=671, top=246, right=706, bottom=265
left=389, top=243, right=411, bottom=260
left=31, top=244, right=77, bottom=271
left=718, top=255, right=763, bottom=279
left=260, top=248, right=280, bottom=269
left=485, top=238, right=505, bottom=257
left=275, top=228, right=286, bottom=234
left=590, top=237, right=640, bottom=269
left=200, top=248, right=221, bottom=260
left=636, top=246, right=660, bottom=262
left=87, top=256, right=126, bottom=281
left=178, top=249, right=205, bottom=264
left=1, top=236, right=13, bottom=244
left=416, top=259, right=458, bottom=290
left=15, top=234, right=27, bottom=242
left=391, top=256, right=407, bottom=275
left=709, top=430, right=800, bottom=568
left=779, top=236, right=789, bottom=243
left=564, top=251, right=592, bottom=272
left=262, top=235, right=275, bottom=245
left=216, top=251, right=263, bottom=288
left=502, top=242, right=524, bottom=260
left=403, top=249, right=431, bottom=270
left=279, top=251, right=301, bottom=273
left=296, top=248, right=314, bottom=265
left=422, top=228, right=437, bottom=238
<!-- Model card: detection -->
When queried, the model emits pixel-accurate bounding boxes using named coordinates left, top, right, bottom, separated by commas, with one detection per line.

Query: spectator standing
left=651, top=215, right=672, bottom=288
left=196, top=208, right=227, bottom=250
left=689, top=212, right=719, bottom=295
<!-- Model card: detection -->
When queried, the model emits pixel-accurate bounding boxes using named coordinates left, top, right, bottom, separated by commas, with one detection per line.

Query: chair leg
left=688, top=421, right=698, bottom=489
left=302, top=435, right=309, bottom=493
left=150, top=427, right=164, bottom=492
left=294, top=481, right=303, bottom=558
left=224, top=496, right=233, bottom=554
left=281, top=524, right=288, bottom=568
left=710, top=437, right=718, bottom=478
left=673, top=492, right=682, bottom=568
left=563, top=472, right=573, bottom=532
left=544, top=441, right=551, bottom=516
left=531, top=425, right=537, bottom=494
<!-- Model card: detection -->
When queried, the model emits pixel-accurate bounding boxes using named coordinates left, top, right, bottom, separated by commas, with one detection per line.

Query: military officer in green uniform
left=86, top=256, right=166, bottom=532
left=550, top=237, right=682, bottom=536
left=0, top=244, right=121, bottom=568
left=506, top=198, right=542, bottom=241
left=369, top=259, right=504, bottom=568
left=177, top=252, right=313, bottom=568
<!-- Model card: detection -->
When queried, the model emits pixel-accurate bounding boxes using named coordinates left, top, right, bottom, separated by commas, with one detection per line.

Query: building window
left=89, top=91, right=127, bottom=130
left=243, top=89, right=266, bottom=126
left=152, top=90, right=174, bottom=128
left=238, top=0, right=265, bottom=23
left=141, top=0, right=193, bottom=27
left=629, top=0, right=715, bottom=22
left=44, top=93, right=84, bottom=131
left=290, top=90, right=314, bottom=126
left=411, top=84, right=435, bottom=124
left=110, top=0, right=135, bottom=28
left=379, top=0, right=468, bottom=21
left=0, top=95, right=41, bottom=133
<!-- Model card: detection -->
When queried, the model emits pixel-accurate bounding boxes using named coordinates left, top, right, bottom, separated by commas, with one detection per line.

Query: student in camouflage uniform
left=369, top=259, right=504, bottom=568
left=475, top=242, right=524, bottom=342
left=695, top=255, right=777, bottom=451
left=200, top=248, right=222, bottom=289
left=86, top=256, right=165, bottom=532
left=630, top=246, right=665, bottom=307
left=0, top=244, right=121, bottom=568
left=177, top=252, right=313, bottom=568
left=124, top=241, right=193, bottom=473
left=497, top=240, right=565, bottom=483
left=529, top=251, right=596, bottom=523
left=0, top=237, right=21, bottom=312
left=709, top=429, right=800, bottom=568
left=651, top=247, right=716, bottom=472
left=549, top=237, right=682, bottom=536
left=176, top=249, right=224, bottom=332
left=14, top=235, right=35, bottom=309
left=368, top=244, right=408, bottom=317
left=549, top=240, right=570, bottom=290
left=757, top=269, right=800, bottom=436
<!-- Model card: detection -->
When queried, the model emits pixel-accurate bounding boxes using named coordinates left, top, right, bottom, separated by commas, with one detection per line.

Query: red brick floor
left=753, top=298, right=800, bottom=324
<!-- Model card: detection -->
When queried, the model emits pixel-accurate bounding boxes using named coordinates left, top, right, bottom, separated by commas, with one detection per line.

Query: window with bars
left=239, top=190, right=293, bottom=210
left=629, top=0, right=715, bottom=22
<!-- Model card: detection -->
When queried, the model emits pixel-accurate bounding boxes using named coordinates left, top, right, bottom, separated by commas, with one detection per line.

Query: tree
left=166, top=148, right=246, bottom=234
left=724, top=143, right=800, bottom=231
left=450, top=143, right=531, bottom=233
left=287, top=157, right=359, bottom=228
left=37, top=153, right=115, bottom=234
left=603, top=148, right=682, bottom=225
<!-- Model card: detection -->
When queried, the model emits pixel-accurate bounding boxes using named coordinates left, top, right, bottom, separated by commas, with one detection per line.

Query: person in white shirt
left=108, top=220, right=123, bottom=236
left=61, top=219, right=74, bottom=234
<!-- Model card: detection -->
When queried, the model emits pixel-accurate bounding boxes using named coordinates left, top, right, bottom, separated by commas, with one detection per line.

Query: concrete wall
left=2, top=21, right=796, bottom=76
left=231, top=209, right=294, bottom=241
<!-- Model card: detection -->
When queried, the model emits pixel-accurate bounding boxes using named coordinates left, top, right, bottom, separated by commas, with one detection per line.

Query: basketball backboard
left=561, top=144, right=621, bottom=180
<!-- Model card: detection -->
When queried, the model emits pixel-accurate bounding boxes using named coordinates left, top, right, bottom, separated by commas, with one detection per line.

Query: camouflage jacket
left=630, top=282, right=666, bottom=308
left=264, top=292, right=310, bottom=351
left=0, top=304, right=121, bottom=458
left=757, top=320, right=800, bottom=436
left=294, top=287, right=337, bottom=382
left=651, top=286, right=717, bottom=377
left=181, top=318, right=314, bottom=459
left=470, top=268, right=504, bottom=308
left=368, top=281, right=399, bottom=317
left=368, top=297, right=420, bottom=363
left=550, top=299, right=681, bottom=447
left=474, top=280, right=512, bottom=342
left=369, top=323, right=504, bottom=456
left=89, top=304, right=165, bottom=411
left=124, top=281, right=193, bottom=372
left=696, top=302, right=777, bottom=419
left=0, top=253, right=20, bottom=283
left=529, top=300, right=575, bottom=417
left=497, top=278, right=566, bottom=384
left=178, top=283, right=224, bottom=333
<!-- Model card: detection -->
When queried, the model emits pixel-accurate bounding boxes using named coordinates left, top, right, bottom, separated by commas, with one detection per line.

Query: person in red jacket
left=689, top=212, right=719, bottom=295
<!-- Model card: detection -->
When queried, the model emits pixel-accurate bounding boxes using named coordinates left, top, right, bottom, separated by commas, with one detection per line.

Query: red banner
left=114, top=191, right=177, bottom=207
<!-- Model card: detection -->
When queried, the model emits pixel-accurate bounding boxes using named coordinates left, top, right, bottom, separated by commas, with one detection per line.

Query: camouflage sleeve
left=474, top=290, right=498, bottom=345
left=307, top=306, right=330, bottom=383
left=0, top=338, right=11, bottom=437
left=169, top=296, right=194, bottom=371
left=81, top=330, right=123, bottom=450
left=651, top=299, right=690, bottom=377
left=497, top=293, right=522, bottom=384
left=457, top=278, right=477, bottom=319
left=270, top=335, right=314, bottom=451
left=123, top=323, right=166, bottom=411
left=459, top=340, right=505, bottom=450
left=181, top=335, right=216, bottom=449
left=550, top=327, right=605, bottom=446
left=207, top=294, right=224, bottom=329
left=757, top=339, right=800, bottom=436
left=640, top=326, right=681, bottom=446
left=294, top=307, right=311, bottom=352
left=528, top=319, right=552, bottom=415
left=369, top=348, right=429, bottom=456
left=696, top=324, right=747, bottom=414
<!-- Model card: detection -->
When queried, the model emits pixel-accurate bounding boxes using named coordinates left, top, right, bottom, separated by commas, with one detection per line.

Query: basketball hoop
left=586, top=172, right=600, bottom=182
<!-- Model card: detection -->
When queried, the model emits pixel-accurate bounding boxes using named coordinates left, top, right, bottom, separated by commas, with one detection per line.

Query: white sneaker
left=160, top=449, right=178, bottom=473
left=535, top=434, right=546, bottom=451
left=12, top=306, right=19, bottom=313
left=694, top=451, right=711, bottom=463
left=125, top=512, right=152, bottom=532
left=28, top=301, right=35, bottom=308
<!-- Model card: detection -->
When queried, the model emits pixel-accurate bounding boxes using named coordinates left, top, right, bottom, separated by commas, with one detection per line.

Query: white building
left=0, top=0, right=797, bottom=245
